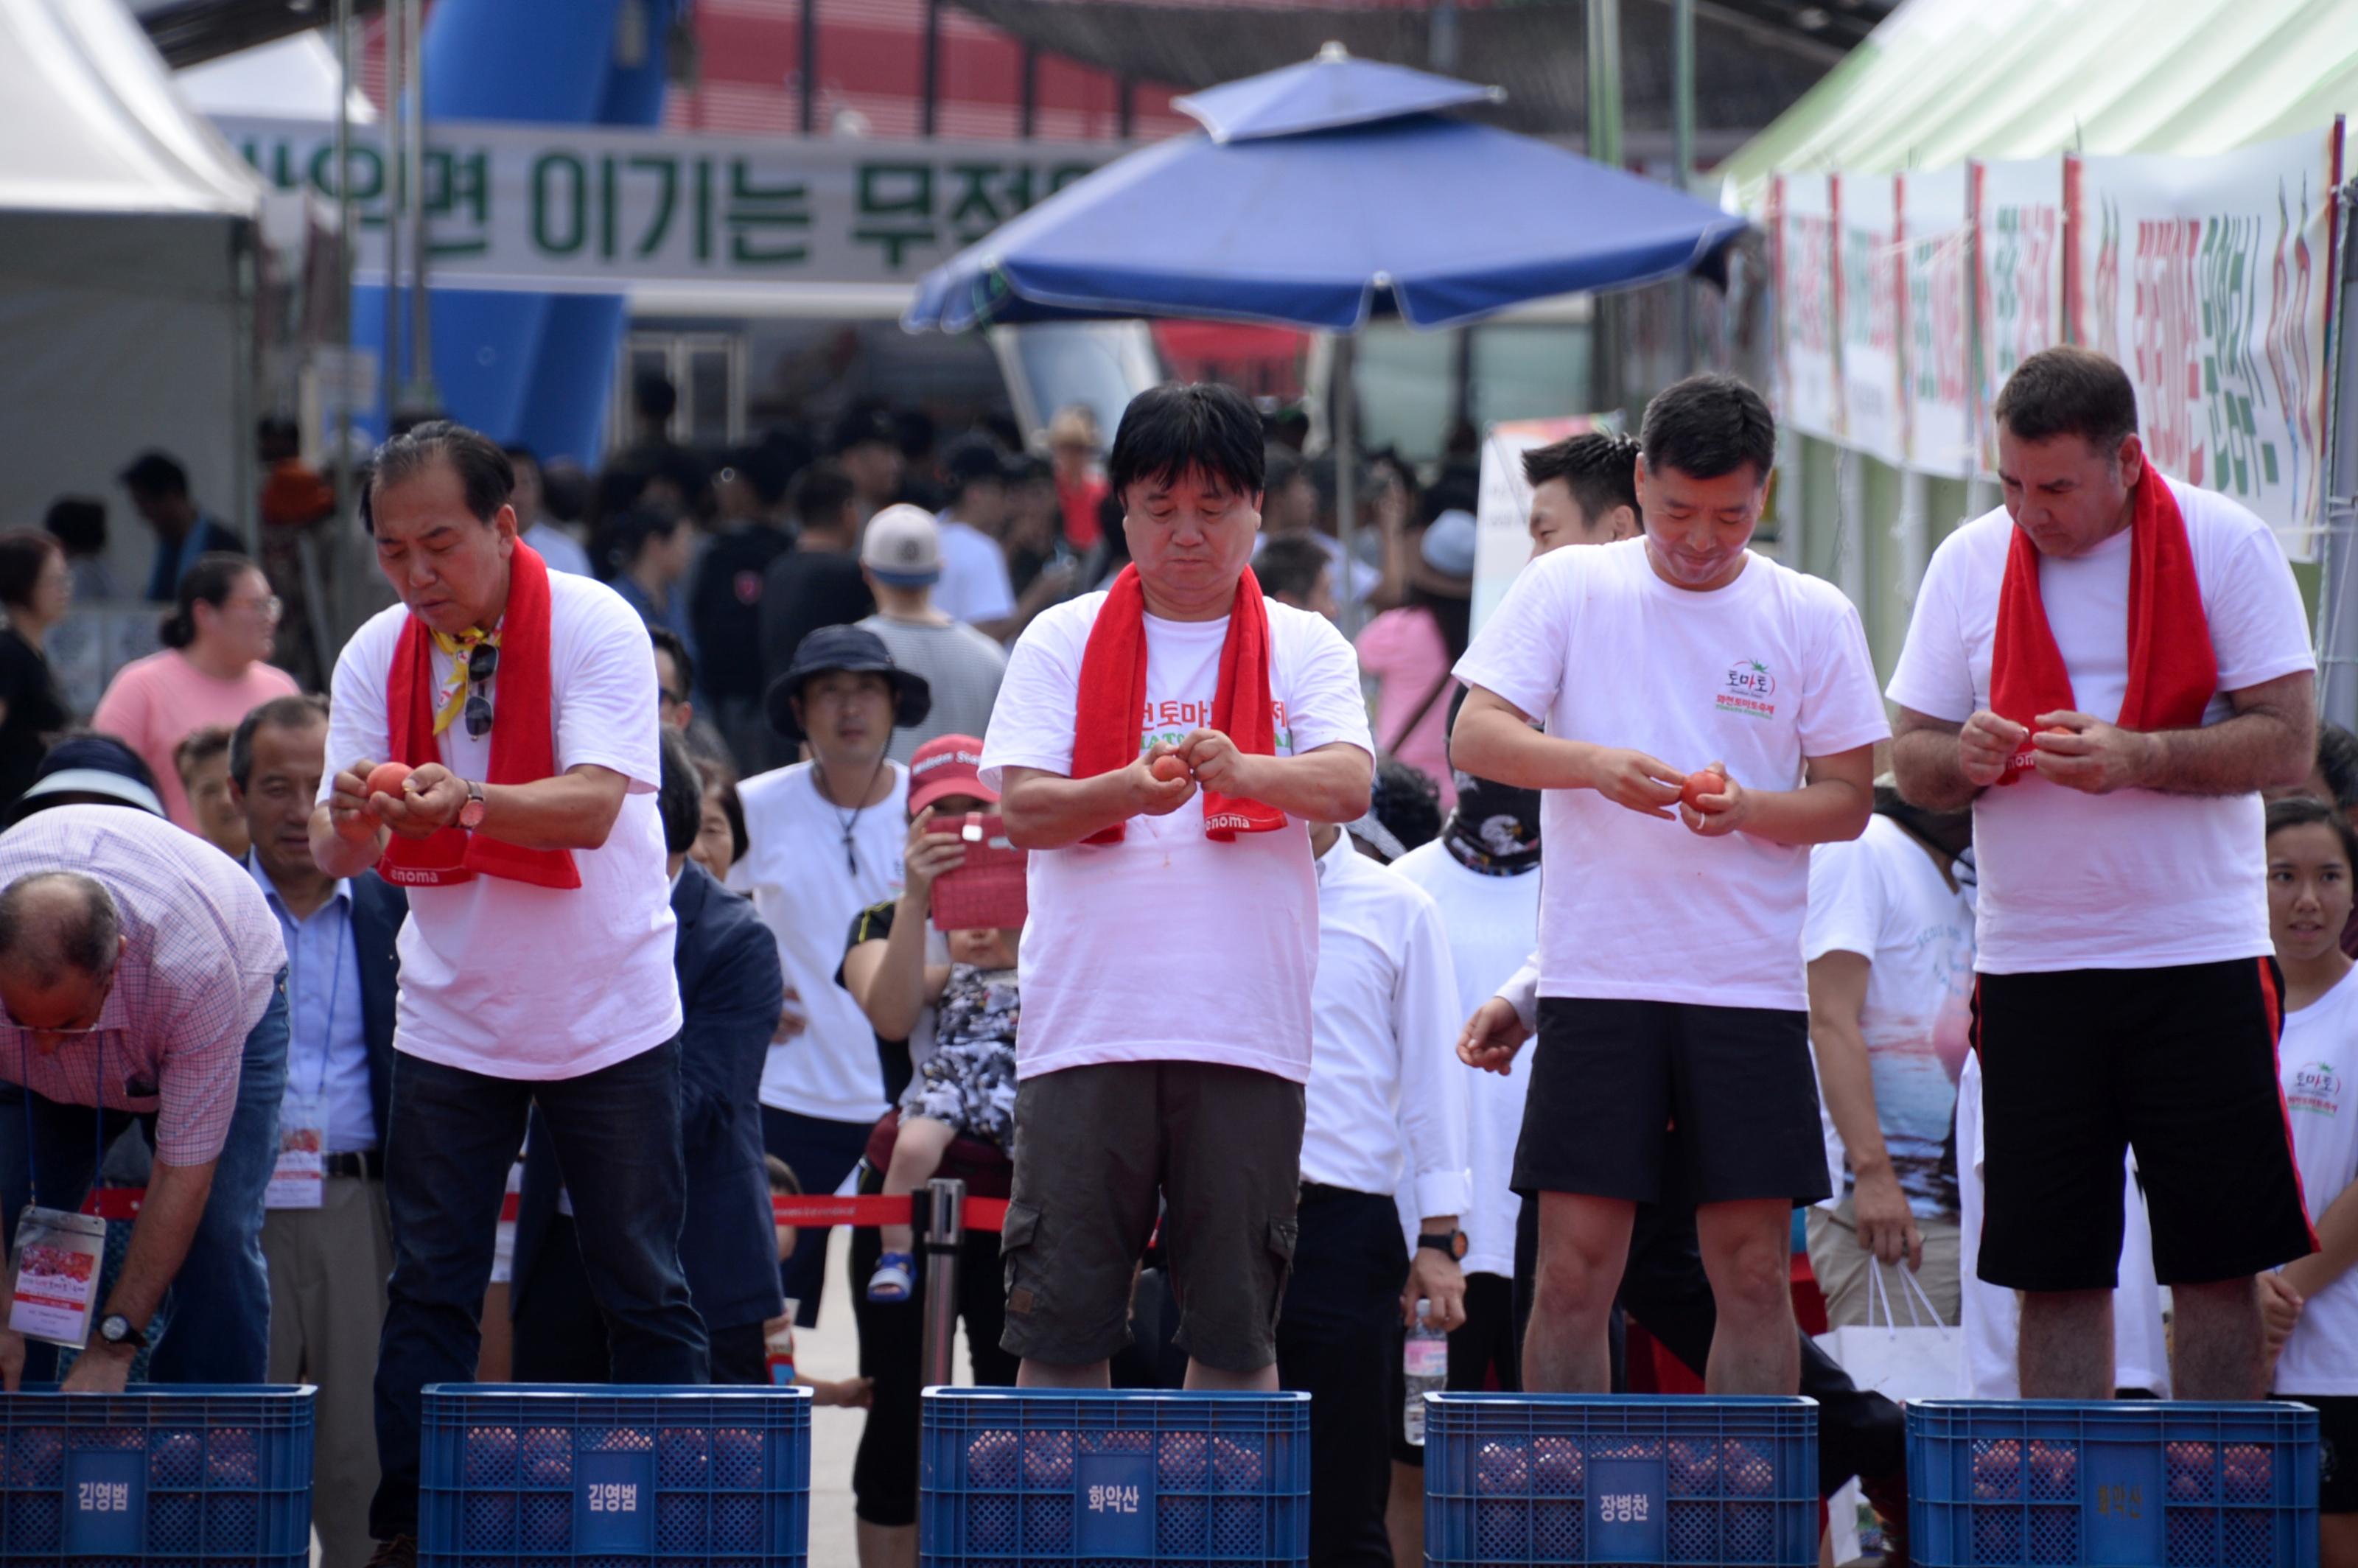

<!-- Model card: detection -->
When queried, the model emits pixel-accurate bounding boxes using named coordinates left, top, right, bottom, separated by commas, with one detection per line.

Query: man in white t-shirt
left=1450, top=374, right=1889, bottom=1396
left=1802, top=786, right=1974, bottom=1327
left=932, top=435, right=1021, bottom=633
left=310, top=424, right=699, bottom=1567
left=729, top=624, right=931, bottom=1326
left=1888, top=346, right=2318, bottom=1401
left=982, top=382, right=1374, bottom=1392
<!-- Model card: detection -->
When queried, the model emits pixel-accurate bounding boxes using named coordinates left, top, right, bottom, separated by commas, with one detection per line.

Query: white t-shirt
left=1956, top=1051, right=2171, bottom=1396
left=321, top=572, right=681, bottom=1078
left=980, top=591, right=1374, bottom=1082
left=934, top=516, right=1018, bottom=627
left=729, top=762, right=910, bottom=1121
left=1389, top=839, right=1542, bottom=1278
left=1886, top=480, right=2314, bottom=974
left=2274, top=965, right=2358, bottom=1394
left=1455, top=539, right=1890, bottom=1011
left=1804, top=815, right=1974, bottom=1220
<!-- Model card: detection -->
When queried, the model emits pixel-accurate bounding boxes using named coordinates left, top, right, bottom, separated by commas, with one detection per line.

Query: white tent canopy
left=176, top=30, right=377, bottom=125
left=0, top=0, right=263, bottom=598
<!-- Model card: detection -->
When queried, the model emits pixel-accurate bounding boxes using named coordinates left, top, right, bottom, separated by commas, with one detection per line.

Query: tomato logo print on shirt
left=2287, top=1062, right=2342, bottom=1118
left=1715, top=658, right=1777, bottom=720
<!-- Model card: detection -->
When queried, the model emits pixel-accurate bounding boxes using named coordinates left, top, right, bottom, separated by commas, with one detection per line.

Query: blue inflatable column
left=352, top=0, right=674, bottom=462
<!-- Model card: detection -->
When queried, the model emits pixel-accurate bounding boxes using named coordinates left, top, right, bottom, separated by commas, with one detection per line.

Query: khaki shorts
left=1806, top=1195, right=1962, bottom=1329
left=1000, top=1060, right=1305, bottom=1373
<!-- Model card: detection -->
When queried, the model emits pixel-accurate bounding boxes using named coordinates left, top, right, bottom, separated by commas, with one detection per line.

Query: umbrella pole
left=1333, top=335, right=1362, bottom=639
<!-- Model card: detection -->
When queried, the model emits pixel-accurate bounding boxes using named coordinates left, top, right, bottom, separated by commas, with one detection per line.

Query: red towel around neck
left=1989, top=472, right=2216, bottom=785
left=1071, top=564, right=1284, bottom=844
left=378, top=542, right=582, bottom=888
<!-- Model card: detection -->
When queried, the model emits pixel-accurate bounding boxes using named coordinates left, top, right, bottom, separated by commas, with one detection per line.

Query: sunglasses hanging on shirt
left=464, top=641, right=499, bottom=740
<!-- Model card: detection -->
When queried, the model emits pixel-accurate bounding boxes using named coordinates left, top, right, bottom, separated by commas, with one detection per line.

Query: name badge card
left=9, top=1205, right=106, bottom=1345
left=265, top=1093, right=325, bottom=1210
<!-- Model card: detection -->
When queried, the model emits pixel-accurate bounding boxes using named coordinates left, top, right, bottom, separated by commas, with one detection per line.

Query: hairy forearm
left=1891, top=725, right=1981, bottom=811
left=1000, top=771, right=1136, bottom=850
left=2140, top=708, right=2312, bottom=797
left=1234, top=745, right=1371, bottom=825
left=105, top=1157, right=213, bottom=1331
left=478, top=768, right=627, bottom=850
left=1449, top=704, right=1591, bottom=791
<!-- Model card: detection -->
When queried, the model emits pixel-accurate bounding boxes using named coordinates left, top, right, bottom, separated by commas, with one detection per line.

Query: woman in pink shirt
left=93, top=553, right=298, bottom=830
left=1354, top=507, right=1474, bottom=809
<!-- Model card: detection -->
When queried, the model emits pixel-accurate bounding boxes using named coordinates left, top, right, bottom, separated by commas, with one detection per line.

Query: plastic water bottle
left=1402, top=1300, right=1448, bottom=1446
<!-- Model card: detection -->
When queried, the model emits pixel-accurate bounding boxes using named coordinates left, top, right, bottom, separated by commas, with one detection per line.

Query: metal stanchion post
left=920, top=1177, right=967, bottom=1388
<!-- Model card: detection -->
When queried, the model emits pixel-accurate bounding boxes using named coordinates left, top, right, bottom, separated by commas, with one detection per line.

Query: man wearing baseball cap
left=730, top=626, right=931, bottom=1322
left=857, top=506, right=1009, bottom=766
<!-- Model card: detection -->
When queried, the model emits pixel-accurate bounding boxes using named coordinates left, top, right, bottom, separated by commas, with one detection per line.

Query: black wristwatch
left=1418, top=1229, right=1468, bottom=1261
left=94, top=1314, right=147, bottom=1351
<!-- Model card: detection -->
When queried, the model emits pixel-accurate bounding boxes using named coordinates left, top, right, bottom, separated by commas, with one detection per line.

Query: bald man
left=0, top=805, right=288, bottom=1391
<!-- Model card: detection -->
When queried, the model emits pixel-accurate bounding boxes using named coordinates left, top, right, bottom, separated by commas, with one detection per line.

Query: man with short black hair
left=830, top=405, right=905, bottom=523
left=934, top=435, right=1022, bottom=634
left=694, top=445, right=800, bottom=766
left=1451, top=372, right=1887, bottom=1396
left=120, top=450, right=245, bottom=603
left=1889, top=343, right=2318, bottom=1399
left=651, top=626, right=695, bottom=732
left=759, top=463, right=875, bottom=760
left=983, top=381, right=1374, bottom=1392
left=233, top=693, right=405, bottom=1568
left=0, top=805, right=289, bottom=1391
left=314, top=419, right=701, bottom=1567
left=1521, top=433, right=1641, bottom=553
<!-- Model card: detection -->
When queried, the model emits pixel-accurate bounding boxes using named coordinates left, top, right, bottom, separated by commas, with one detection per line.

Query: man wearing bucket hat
left=730, top=624, right=931, bottom=1323
left=856, top=505, right=1009, bottom=765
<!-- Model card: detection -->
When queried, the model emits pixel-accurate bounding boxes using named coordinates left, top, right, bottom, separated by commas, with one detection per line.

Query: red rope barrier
left=771, top=1194, right=1006, bottom=1233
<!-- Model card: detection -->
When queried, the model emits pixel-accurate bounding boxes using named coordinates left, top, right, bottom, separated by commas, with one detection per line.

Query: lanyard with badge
left=265, top=908, right=343, bottom=1211
left=8, top=1034, right=111, bottom=1347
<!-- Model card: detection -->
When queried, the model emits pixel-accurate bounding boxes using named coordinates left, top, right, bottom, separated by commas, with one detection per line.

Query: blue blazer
left=514, top=862, right=785, bottom=1335
left=349, top=871, right=407, bottom=1148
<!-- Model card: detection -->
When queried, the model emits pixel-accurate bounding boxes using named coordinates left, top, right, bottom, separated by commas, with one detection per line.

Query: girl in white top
left=2262, top=797, right=2358, bottom=1559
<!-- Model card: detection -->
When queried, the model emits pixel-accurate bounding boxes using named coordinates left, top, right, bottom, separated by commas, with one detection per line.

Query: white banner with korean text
left=214, top=116, right=1122, bottom=292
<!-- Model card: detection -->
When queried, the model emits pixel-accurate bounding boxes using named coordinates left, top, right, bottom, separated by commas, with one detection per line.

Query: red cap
left=907, top=733, right=996, bottom=815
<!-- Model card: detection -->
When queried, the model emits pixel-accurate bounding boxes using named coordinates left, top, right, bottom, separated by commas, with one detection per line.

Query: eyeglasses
left=229, top=594, right=284, bottom=620
left=464, top=640, right=499, bottom=739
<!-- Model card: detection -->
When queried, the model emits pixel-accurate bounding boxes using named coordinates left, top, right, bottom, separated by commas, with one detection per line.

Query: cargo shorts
left=998, top=1060, right=1306, bottom=1373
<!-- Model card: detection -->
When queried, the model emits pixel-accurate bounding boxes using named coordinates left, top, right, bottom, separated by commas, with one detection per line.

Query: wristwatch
left=1418, top=1229, right=1468, bottom=1261
left=95, top=1314, right=147, bottom=1351
left=458, top=780, right=489, bottom=831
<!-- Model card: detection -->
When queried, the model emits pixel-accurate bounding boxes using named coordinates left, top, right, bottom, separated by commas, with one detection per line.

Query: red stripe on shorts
left=2259, top=957, right=2321, bottom=1252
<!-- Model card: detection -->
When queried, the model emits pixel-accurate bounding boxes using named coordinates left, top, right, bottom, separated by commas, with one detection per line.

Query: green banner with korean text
left=217, top=115, right=1121, bottom=292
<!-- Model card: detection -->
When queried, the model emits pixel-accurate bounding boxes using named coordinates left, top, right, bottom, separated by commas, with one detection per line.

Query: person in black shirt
left=758, top=463, right=872, bottom=769
left=693, top=444, right=800, bottom=769
left=0, top=531, right=74, bottom=810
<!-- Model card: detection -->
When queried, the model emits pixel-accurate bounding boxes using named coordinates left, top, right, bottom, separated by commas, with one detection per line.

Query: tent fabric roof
left=1720, top=0, right=2358, bottom=206
left=175, top=29, right=379, bottom=125
left=0, top=0, right=260, bottom=218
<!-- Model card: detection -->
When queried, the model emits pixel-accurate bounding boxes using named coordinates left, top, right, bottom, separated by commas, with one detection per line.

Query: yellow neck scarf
left=430, top=626, right=500, bottom=736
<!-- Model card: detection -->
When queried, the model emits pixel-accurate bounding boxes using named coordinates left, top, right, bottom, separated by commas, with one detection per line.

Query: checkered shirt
left=0, top=806, right=285, bottom=1164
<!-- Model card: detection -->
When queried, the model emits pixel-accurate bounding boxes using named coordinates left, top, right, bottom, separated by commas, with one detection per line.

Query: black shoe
left=365, top=1534, right=418, bottom=1568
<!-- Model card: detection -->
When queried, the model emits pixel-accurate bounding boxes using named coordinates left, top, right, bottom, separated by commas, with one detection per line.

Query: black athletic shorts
left=1512, top=998, right=1830, bottom=1207
left=1974, top=959, right=2317, bottom=1292
left=2275, top=1396, right=2358, bottom=1514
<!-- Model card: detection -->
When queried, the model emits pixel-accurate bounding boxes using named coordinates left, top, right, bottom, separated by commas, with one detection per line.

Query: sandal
left=867, top=1251, right=916, bottom=1303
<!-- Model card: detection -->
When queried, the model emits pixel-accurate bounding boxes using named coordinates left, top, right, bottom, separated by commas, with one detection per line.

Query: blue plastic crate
left=417, top=1383, right=811, bottom=1567
left=0, top=1382, right=314, bottom=1567
left=1424, top=1393, right=1820, bottom=1567
left=919, top=1387, right=1311, bottom=1565
left=1908, top=1399, right=2319, bottom=1568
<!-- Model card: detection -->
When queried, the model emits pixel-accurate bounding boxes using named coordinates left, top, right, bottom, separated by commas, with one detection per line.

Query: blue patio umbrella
left=905, top=44, right=1750, bottom=335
